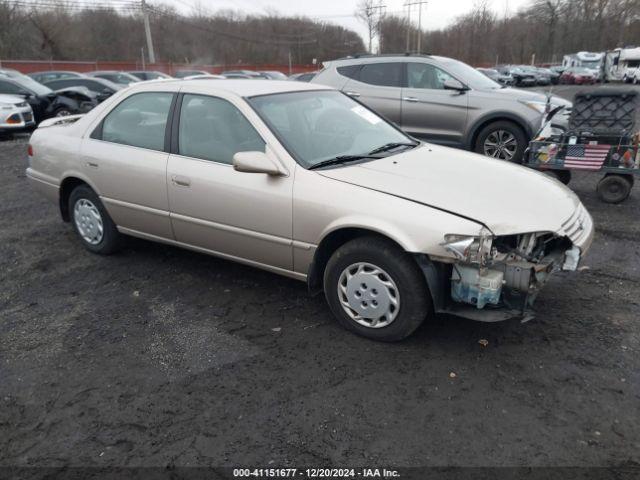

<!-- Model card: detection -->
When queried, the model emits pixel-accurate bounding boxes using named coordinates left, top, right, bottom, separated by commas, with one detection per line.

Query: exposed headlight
left=519, top=100, right=548, bottom=114
left=442, top=227, right=493, bottom=265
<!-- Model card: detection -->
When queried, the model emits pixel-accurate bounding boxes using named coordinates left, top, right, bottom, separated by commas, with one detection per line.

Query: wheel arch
left=465, top=112, right=532, bottom=151
left=306, top=226, right=418, bottom=295
left=59, top=174, right=100, bottom=222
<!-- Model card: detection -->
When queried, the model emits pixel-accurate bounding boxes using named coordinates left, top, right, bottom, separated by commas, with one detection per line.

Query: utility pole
left=141, top=0, right=156, bottom=64
left=404, top=1, right=427, bottom=53
left=364, top=2, right=386, bottom=54
left=405, top=2, right=411, bottom=52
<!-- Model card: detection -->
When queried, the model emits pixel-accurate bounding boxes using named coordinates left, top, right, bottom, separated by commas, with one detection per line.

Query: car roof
left=31, top=70, right=79, bottom=74
left=326, top=54, right=458, bottom=67
left=127, top=78, right=333, bottom=97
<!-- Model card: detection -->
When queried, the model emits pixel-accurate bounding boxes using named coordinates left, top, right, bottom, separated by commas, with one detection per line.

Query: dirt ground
left=1, top=85, right=639, bottom=472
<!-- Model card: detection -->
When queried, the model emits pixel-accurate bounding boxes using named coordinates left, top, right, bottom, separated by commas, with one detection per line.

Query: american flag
left=564, top=144, right=610, bottom=170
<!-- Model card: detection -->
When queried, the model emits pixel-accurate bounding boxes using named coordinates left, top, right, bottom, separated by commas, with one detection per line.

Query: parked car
left=28, top=71, right=84, bottom=83
left=515, top=65, right=550, bottom=85
left=86, top=71, right=140, bottom=85
left=222, top=73, right=254, bottom=79
left=559, top=67, right=596, bottom=85
left=222, top=70, right=264, bottom=78
left=26, top=79, right=593, bottom=341
left=0, top=75, right=97, bottom=123
left=0, top=94, right=35, bottom=133
left=183, top=74, right=226, bottom=80
left=549, top=65, right=566, bottom=75
left=312, top=54, right=570, bottom=162
left=288, top=72, right=316, bottom=82
left=258, top=70, right=288, bottom=80
left=476, top=68, right=514, bottom=86
left=497, top=66, right=537, bottom=87
left=0, top=68, right=26, bottom=79
left=43, top=77, right=123, bottom=103
left=537, top=67, right=560, bottom=84
left=174, top=70, right=210, bottom=78
left=127, top=70, right=172, bottom=81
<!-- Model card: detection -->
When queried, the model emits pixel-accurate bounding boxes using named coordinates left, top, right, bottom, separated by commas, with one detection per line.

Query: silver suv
left=312, top=54, right=570, bottom=162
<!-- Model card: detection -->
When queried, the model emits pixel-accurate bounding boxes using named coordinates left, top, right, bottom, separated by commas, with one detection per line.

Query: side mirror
left=233, top=151, right=286, bottom=176
left=19, top=91, right=33, bottom=98
left=443, top=78, right=468, bottom=92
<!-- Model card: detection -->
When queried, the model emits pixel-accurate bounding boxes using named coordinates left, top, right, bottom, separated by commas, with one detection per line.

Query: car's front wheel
left=474, top=121, right=527, bottom=163
left=323, top=236, right=432, bottom=342
left=69, top=184, right=122, bottom=254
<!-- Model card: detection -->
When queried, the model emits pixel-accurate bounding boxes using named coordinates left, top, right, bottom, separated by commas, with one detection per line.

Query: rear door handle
left=403, top=96, right=419, bottom=103
left=345, top=91, right=361, bottom=98
left=171, top=175, right=191, bottom=187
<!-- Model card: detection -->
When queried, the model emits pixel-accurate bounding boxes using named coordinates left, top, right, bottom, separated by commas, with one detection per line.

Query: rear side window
left=178, top=94, right=265, bottom=165
left=358, top=63, right=403, bottom=87
left=98, top=92, right=173, bottom=151
left=337, top=65, right=361, bottom=80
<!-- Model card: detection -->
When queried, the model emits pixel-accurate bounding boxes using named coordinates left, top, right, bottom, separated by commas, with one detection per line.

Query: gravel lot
left=1, top=85, right=639, bottom=471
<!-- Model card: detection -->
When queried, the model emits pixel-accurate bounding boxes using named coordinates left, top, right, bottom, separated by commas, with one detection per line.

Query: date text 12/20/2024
left=233, top=468, right=400, bottom=478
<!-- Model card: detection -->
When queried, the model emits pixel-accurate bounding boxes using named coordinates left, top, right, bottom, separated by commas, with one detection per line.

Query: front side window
left=178, top=94, right=265, bottom=165
left=358, top=63, right=403, bottom=87
left=407, top=63, right=455, bottom=89
left=100, top=92, right=173, bottom=151
left=249, top=90, right=413, bottom=169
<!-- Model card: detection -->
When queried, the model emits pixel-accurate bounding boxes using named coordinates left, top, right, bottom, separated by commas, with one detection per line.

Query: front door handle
left=403, top=96, right=419, bottom=103
left=171, top=175, right=191, bottom=187
left=345, top=91, right=361, bottom=98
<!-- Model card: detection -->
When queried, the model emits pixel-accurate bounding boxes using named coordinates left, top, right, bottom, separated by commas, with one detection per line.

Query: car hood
left=0, top=94, right=26, bottom=105
left=317, top=144, right=581, bottom=236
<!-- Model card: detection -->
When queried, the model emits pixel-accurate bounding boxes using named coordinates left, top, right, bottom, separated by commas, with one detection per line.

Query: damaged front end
left=426, top=210, right=592, bottom=323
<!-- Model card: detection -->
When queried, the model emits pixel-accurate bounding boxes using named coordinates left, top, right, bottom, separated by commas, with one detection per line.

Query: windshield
left=249, top=90, right=414, bottom=168
left=13, top=75, right=52, bottom=95
left=437, top=57, right=501, bottom=89
left=581, top=60, right=601, bottom=68
left=571, top=68, right=591, bottom=74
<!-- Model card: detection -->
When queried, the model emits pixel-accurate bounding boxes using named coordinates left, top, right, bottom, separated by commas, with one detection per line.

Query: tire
left=546, top=169, right=572, bottom=185
left=323, top=236, right=432, bottom=342
left=474, top=120, right=528, bottom=164
left=68, top=184, right=122, bottom=254
left=54, top=107, right=72, bottom=117
left=597, top=174, right=632, bottom=204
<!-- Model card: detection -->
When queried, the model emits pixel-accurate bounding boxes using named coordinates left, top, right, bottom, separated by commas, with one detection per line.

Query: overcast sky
left=159, top=0, right=532, bottom=43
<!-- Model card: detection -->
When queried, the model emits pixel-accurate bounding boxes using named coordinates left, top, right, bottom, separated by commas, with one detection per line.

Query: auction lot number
left=233, top=468, right=400, bottom=478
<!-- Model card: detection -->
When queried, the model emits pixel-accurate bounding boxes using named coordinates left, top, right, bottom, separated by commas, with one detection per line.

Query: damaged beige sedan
left=26, top=80, right=593, bottom=341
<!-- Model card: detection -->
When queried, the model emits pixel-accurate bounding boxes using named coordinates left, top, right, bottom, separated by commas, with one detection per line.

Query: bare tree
left=355, top=0, right=380, bottom=53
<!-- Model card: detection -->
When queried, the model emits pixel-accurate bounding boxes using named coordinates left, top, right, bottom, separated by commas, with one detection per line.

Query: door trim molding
left=101, top=196, right=170, bottom=217
left=170, top=212, right=292, bottom=247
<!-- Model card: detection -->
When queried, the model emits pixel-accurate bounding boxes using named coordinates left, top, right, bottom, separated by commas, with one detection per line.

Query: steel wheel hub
left=337, top=262, right=399, bottom=329
left=484, top=130, right=517, bottom=160
left=74, top=198, right=103, bottom=245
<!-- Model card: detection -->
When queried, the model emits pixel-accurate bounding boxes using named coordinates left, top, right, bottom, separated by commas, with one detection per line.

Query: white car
left=26, top=80, right=594, bottom=341
left=0, top=94, right=35, bottom=133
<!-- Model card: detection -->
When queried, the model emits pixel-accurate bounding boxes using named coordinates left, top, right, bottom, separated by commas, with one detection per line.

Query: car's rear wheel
left=323, top=236, right=431, bottom=342
left=475, top=121, right=527, bottom=163
left=69, top=185, right=122, bottom=254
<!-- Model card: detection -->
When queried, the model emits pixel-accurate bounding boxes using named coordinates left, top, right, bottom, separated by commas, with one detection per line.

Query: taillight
left=27, top=144, right=33, bottom=157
